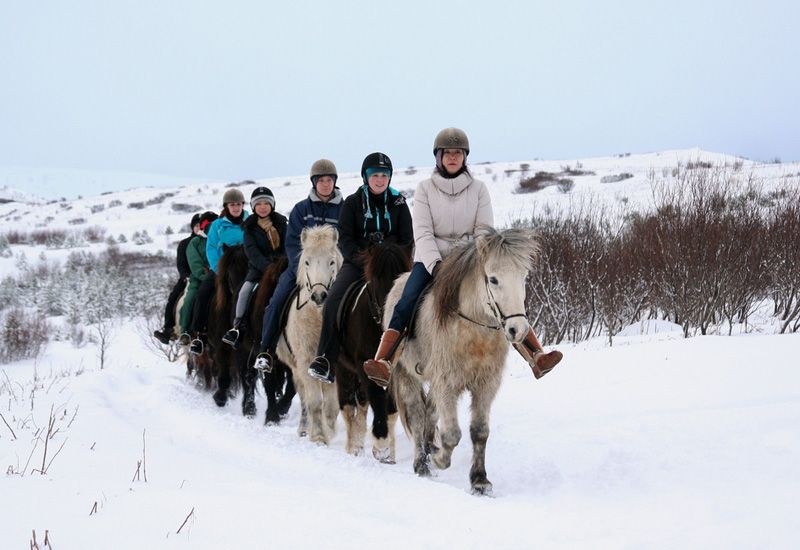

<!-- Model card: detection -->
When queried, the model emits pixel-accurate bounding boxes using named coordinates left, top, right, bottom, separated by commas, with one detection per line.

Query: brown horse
left=335, top=241, right=411, bottom=460
left=211, top=245, right=295, bottom=423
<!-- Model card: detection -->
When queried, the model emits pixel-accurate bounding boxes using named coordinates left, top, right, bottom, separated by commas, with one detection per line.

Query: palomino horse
left=276, top=225, right=343, bottom=444
left=336, top=242, right=411, bottom=460
left=385, top=226, right=539, bottom=495
left=210, top=246, right=295, bottom=423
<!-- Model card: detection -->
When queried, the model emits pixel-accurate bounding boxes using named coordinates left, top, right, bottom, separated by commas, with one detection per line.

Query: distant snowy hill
left=0, top=148, right=797, bottom=274
left=0, top=165, right=210, bottom=203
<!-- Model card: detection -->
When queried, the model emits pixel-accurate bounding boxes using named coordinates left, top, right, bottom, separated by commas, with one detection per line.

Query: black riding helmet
left=360, top=152, right=393, bottom=185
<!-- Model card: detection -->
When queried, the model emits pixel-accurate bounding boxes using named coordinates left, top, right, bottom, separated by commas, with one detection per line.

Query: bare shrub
left=171, top=202, right=203, bottom=213
left=2, top=230, right=27, bottom=245
left=600, top=173, right=634, bottom=183
left=90, top=204, right=105, bottom=214
left=127, top=201, right=145, bottom=209
left=108, top=199, right=122, bottom=208
left=557, top=179, right=574, bottom=193
left=0, top=308, right=49, bottom=363
left=83, top=226, right=106, bottom=243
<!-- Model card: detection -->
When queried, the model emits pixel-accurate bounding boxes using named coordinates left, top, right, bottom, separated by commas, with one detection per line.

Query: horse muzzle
left=504, top=320, right=529, bottom=344
left=311, top=290, right=328, bottom=306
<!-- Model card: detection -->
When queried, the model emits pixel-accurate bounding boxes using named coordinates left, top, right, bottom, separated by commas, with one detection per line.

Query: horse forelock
left=297, top=225, right=341, bottom=283
left=431, top=227, right=538, bottom=326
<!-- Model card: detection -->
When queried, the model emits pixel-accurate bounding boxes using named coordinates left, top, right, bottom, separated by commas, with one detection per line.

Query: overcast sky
left=1, top=0, right=798, bottom=188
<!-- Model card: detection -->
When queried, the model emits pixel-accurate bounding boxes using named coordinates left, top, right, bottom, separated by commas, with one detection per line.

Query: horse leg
left=431, top=386, right=461, bottom=471
left=293, top=376, right=309, bottom=437
left=276, top=366, right=295, bottom=417
left=393, top=366, right=432, bottom=476
left=367, top=382, right=393, bottom=463
left=241, top=355, right=257, bottom=417
left=322, top=382, right=339, bottom=442
left=213, top=359, right=231, bottom=407
left=262, top=368, right=280, bottom=425
left=468, top=386, right=497, bottom=496
left=306, top=382, right=329, bottom=445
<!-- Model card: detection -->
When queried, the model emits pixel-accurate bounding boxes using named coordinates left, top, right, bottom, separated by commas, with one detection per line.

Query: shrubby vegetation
left=518, top=166, right=800, bottom=344
left=0, top=246, right=173, bottom=362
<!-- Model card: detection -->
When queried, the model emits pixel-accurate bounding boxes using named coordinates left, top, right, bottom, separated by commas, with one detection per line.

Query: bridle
left=295, top=270, right=333, bottom=311
left=457, top=274, right=527, bottom=332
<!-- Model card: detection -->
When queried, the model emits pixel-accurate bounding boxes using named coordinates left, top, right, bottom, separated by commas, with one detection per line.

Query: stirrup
left=189, top=338, right=204, bottom=356
left=222, top=328, right=240, bottom=348
left=254, top=352, right=273, bottom=373
left=308, top=356, right=334, bottom=384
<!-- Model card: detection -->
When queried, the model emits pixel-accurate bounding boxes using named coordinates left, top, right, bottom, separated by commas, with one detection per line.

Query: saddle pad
left=407, top=280, right=434, bottom=340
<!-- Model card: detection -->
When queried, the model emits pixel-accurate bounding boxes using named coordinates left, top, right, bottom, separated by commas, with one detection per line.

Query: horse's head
left=298, top=226, right=343, bottom=305
left=475, top=227, right=539, bottom=343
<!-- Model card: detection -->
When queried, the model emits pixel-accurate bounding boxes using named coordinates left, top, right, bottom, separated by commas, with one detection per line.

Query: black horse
left=212, top=245, right=295, bottom=423
left=335, top=242, right=412, bottom=461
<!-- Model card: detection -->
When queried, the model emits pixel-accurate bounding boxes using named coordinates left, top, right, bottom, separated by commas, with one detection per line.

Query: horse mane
left=431, top=226, right=539, bottom=326
left=214, top=245, right=247, bottom=312
left=361, top=243, right=412, bottom=301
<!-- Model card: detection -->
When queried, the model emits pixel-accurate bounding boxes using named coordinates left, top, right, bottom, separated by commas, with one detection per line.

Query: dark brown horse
left=335, top=242, right=412, bottom=461
left=211, top=245, right=295, bottom=423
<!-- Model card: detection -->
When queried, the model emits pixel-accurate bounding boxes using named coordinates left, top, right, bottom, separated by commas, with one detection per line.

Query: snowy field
left=1, top=320, right=798, bottom=549
left=1, top=150, right=799, bottom=548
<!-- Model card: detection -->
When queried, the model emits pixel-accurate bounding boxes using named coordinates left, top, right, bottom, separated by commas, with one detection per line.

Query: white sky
left=1, top=0, right=798, bottom=188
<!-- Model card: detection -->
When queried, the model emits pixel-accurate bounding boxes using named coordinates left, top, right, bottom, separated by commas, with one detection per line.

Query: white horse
left=276, top=225, right=343, bottom=445
left=385, top=226, right=539, bottom=495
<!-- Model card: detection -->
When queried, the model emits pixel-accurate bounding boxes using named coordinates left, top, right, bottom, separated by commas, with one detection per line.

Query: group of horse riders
left=154, top=127, right=563, bottom=388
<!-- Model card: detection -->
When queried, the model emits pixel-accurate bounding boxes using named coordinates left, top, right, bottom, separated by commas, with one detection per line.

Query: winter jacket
left=242, top=211, right=288, bottom=282
left=338, top=185, right=414, bottom=266
left=285, top=189, right=343, bottom=273
left=206, top=212, right=250, bottom=273
left=186, top=235, right=210, bottom=284
left=413, top=171, right=493, bottom=273
left=176, top=233, right=195, bottom=279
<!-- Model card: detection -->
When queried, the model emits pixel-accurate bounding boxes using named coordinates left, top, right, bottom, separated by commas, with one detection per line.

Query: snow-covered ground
left=1, top=149, right=799, bottom=548
left=1, top=320, right=798, bottom=549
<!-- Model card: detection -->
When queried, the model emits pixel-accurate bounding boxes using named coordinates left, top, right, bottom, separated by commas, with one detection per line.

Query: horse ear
left=475, top=234, right=488, bottom=259
left=330, top=226, right=339, bottom=245
left=301, top=228, right=308, bottom=246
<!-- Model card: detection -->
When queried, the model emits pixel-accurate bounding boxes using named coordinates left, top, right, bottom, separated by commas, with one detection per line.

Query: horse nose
left=508, top=326, right=518, bottom=340
left=312, top=290, right=327, bottom=305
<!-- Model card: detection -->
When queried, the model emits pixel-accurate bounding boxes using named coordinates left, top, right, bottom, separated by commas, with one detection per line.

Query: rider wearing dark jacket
left=307, top=152, right=414, bottom=384
left=222, top=187, right=288, bottom=348
left=154, top=213, right=201, bottom=344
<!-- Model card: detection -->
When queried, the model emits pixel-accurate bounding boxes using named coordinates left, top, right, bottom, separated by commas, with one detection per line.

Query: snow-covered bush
left=0, top=308, right=49, bottom=364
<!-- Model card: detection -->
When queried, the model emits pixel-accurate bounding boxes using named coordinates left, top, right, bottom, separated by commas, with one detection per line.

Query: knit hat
left=190, top=213, right=202, bottom=228
left=250, top=186, right=275, bottom=211
left=222, top=188, right=245, bottom=205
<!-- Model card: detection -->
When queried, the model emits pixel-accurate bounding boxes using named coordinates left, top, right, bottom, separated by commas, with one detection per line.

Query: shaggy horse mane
left=360, top=242, right=413, bottom=299
left=431, top=226, right=539, bottom=326
left=214, top=244, right=247, bottom=312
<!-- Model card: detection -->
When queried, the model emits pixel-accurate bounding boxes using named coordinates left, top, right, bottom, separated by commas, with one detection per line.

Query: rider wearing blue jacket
left=254, top=159, right=343, bottom=371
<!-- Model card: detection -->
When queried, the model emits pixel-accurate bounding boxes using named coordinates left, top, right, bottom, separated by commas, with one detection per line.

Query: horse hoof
left=298, top=430, right=308, bottom=438
left=212, top=389, right=227, bottom=407
left=243, top=401, right=256, bottom=417
left=372, top=447, right=395, bottom=464
left=470, top=481, right=494, bottom=497
left=432, top=452, right=451, bottom=470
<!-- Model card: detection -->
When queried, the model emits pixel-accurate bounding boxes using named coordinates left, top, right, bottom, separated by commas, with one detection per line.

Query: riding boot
left=153, top=329, right=171, bottom=345
left=308, top=356, right=334, bottom=384
left=363, top=329, right=404, bottom=389
left=512, top=328, right=563, bottom=379
left=254, top=350, right=274, bottom=373
left=222, top=318, right=242, bottom=349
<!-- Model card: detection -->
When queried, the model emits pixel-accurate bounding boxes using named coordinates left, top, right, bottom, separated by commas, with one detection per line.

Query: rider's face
left=315, top=176, right=335, bottom=201
left=227, top=202, right=244, bottom=216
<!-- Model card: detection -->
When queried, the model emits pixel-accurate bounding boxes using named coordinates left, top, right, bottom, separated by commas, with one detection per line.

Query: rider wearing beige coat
left=364, top=127, right=563, bottom=387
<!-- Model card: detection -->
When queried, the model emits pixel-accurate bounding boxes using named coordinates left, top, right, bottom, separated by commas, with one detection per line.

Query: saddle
left=336, top=279, right=375, bottom=337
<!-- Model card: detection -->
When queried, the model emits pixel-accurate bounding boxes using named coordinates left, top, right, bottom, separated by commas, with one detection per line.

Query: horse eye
left=489, top=276, right=499, bottom=285
left=329, top=260, right=335, bottom=266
